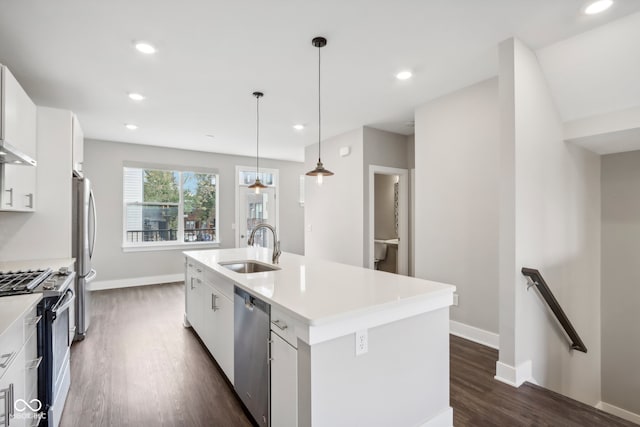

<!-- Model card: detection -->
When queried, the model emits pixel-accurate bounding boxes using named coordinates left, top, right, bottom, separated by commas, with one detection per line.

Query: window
left=123, top=166, right=219, bottom=248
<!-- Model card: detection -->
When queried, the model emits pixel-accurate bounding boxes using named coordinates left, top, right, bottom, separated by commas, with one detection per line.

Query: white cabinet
left=184, top=260, right=235, bottom=383
left=0, top=297, right=41, bottom=427
left=185, top=260, right=205, bottom=333
left=202, top=271, right=234, bottom=383
left=71, top=114, right=83, bottom=174
left=270, top=331, right=298, bottom=427
left=270, top=306, right=299, bottom=427
left=0, top=65, right=37, bottom=212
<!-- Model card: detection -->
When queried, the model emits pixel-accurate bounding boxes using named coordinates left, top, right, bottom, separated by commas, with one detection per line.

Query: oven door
left=50, top=289, right=75, bottom=406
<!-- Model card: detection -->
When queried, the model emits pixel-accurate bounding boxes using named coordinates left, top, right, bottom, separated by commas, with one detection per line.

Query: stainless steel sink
left=219, top=260, right=280, bottom=274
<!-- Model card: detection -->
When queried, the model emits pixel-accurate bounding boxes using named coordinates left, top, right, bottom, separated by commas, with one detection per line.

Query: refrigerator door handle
left=89, top=189, right=97, bottom=259
left=85, top=269, right=97, bottom=283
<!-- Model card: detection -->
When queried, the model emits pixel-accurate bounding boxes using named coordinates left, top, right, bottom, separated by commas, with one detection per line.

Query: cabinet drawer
left=24, top=330, right=40, bottom=398
left=204, top=269, right=234, bottom=300
left=23, top=304, right=40, bottom=341
left=271, top=306, right=298, bottom=349
left=0, top=318, right=23, bottom=379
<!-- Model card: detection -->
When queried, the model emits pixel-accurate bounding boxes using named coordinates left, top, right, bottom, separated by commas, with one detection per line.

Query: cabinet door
left=214, top=293, right=234, bottom=383
left=185, top=264, right=200, bottom=330
left=72, top=114, right=84, bottom=174
left=201, top=282, right=217, bottom=356
left=0, top=345, right=27, bottom=427
left=1, top=66, right=37, bottom=158
left=1, top=163, right=36, bottom=211
left=270, top=331, right=297, bottom=427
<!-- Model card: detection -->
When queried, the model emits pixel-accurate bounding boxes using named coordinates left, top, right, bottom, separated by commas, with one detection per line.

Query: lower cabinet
left=202, top=280, right=234, bottom=383
left=270, top=331, right=298, bottom=426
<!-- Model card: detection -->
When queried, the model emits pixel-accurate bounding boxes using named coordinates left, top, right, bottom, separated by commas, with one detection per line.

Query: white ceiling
left=1, top=0, right=639, bottom=162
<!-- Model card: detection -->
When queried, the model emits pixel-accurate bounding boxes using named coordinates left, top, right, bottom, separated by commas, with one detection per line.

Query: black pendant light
left=306, top=36, right=334, bottom=185
left=248, top=91, right=268, bottom=194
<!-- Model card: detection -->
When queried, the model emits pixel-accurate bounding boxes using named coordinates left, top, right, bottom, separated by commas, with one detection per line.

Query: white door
left=237, top=187, right=277, bottom=248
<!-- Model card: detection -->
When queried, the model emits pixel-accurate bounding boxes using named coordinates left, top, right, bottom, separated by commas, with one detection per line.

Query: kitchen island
left=184, top=248, right=455, bottom=427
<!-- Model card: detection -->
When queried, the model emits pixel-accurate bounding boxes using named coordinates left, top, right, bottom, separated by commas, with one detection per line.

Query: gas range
left=0, top=267, right=74, bottom=298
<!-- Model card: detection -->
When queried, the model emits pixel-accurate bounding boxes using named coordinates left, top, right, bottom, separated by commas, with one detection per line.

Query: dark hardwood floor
left=60, top=282, right=635, bottom=426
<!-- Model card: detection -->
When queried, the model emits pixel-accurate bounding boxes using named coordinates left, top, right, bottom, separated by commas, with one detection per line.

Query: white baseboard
left=596, top=401, right=640, bottom=425
left=494, top=360, right=532, bottom=387
left=449, top=320, right=499, bottom=349
left=419, top=407, right=453, bottom=427
left=89, top=273, right=183, bottom=291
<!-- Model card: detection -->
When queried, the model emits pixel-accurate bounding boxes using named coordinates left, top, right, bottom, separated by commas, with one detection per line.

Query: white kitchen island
left=184, top=248, right=455, bottom=427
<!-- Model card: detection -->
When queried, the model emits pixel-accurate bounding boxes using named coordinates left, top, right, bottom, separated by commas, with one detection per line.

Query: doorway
left=235, top=166, right=279, bottom=248
left=368, top=165, right=409, bottom=275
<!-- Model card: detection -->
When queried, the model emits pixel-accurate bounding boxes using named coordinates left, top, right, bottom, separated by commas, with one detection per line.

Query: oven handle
left=52, top=289, right=76, bottom=317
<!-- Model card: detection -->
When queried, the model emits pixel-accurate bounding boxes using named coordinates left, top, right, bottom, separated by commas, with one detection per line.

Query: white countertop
left=0, top=258, right=75, bottom=272
left=184, top=248, right=455, bottom=329
left=0, top=294, right=42, bottom=338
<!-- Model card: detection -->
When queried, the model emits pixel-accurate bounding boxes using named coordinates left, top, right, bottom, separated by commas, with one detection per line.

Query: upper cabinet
left=72, top=113, right=84, bottom=174
left=0, top=65, right=37, bottom=212
left=0, top=65, right=37, bottom=164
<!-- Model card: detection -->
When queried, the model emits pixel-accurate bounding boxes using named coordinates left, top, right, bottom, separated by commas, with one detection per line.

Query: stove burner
left=0, top=268, right=53, bottom=295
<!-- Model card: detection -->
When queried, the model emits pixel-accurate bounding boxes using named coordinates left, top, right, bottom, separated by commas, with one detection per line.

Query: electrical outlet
left=453, top=293, right=459, bottom=307
left=355, top=329, right=368, bottom=356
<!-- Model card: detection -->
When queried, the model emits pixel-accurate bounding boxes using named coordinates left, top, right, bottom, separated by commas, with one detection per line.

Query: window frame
left=122, top=164, right=220, bottom=251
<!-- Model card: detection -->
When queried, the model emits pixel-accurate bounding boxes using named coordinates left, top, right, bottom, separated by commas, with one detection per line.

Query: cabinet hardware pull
left=0, top=352, right=16, bottom=369
left=211, top=294, right=219, bottom=311
left=26, top=315, right=42, bottom=326
left=26, top=193, right=33, bottom=208
left=188, top=263, right=193, bottom=267
left=196, top=268, right=202, bottom=273
left=26, top=356, right=43, bottom=370
left=273, top=319, right=288, bottom=330
left=190, top=277, right=195, bottom=290
left=5, top=188, right=13, bottom=207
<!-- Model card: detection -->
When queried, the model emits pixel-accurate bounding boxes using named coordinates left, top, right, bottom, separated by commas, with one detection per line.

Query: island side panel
left=298, top=307, right=451, bottom=427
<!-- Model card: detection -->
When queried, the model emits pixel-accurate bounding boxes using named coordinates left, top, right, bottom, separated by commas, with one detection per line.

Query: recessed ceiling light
left=293, top=124, right=305, bottom=131
left=128, top=93, right=145, bottom=101
left=125, top=123, right=138, bottom=130
left=0, top=151, right=6, bottom=156
left=584, top=0, right=613, bottom=15
left=396, top=71, right=413, bottom=80
left=135, top=42, right=157, bottom=54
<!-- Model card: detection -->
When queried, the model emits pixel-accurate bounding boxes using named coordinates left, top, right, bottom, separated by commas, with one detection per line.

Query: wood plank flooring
left=60, top=282, right=635, bottom=426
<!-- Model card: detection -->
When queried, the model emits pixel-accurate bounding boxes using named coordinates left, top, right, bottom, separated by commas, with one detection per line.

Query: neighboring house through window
left=123, top=165, right=219, bottom=249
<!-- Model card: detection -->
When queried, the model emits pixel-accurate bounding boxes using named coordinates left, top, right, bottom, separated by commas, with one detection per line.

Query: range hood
left=0, top=141, right=37, bottom=166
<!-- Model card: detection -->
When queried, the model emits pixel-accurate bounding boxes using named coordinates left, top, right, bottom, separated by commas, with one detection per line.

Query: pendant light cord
left=318, top=43, right=322, bottom=163
left=256, top=95, right=260, bottom=175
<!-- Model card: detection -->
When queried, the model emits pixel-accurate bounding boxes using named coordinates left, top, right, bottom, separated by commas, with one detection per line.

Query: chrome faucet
left=247, top=223, right=281, bottom=264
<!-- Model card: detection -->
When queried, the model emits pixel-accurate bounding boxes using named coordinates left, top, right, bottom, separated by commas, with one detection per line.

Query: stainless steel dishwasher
left=234, top=287, right=270, bottom=426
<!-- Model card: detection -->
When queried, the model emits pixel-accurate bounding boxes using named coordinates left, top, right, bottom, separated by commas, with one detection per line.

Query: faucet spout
left=247, top=223, right=281, bottom=264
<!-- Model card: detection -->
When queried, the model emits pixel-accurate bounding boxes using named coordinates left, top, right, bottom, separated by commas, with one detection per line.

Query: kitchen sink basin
left=219, top=260, right=280, bottom=274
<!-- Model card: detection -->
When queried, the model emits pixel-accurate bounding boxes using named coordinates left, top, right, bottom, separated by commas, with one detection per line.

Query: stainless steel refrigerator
left=72, top=175, right=97, bottom=340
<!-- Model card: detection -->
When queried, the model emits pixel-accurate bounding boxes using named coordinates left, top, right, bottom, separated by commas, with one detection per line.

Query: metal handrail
left=521, top=267, right=587, bottom=353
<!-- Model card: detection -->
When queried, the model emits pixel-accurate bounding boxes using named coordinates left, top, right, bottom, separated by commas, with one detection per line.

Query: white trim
left=122, top=242, right=219, bottom=252
left=494, top=360, right=532, bottom=387
left=89, top=273, right=183, bottom=291
left=596, top=401, right=640, bottom=425
left=235, top=165, right=280, bottom=248
left=368, top=165, right=409, bottom=275
left=450, top=320, right=499, bottom=349
left=418, top=407, right=453, bottom=427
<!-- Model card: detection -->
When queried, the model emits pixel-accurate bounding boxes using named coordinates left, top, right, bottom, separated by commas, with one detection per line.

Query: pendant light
left=248, top=91, right=268, bottom=194
left=306, top=36, right=334, bottom=185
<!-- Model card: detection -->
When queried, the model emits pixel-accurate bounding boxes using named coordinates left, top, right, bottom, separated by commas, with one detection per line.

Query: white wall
left=0, top=107, right=72, bottom=261
left=304, top=129, right=363, bottom=266
left=414, top=78, right=500, bottom=334
left=601, top=150, right=640, bottom=416
left=85, top=139, right=305, bottom=283
left=498, top=38, right=601, bottom=405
